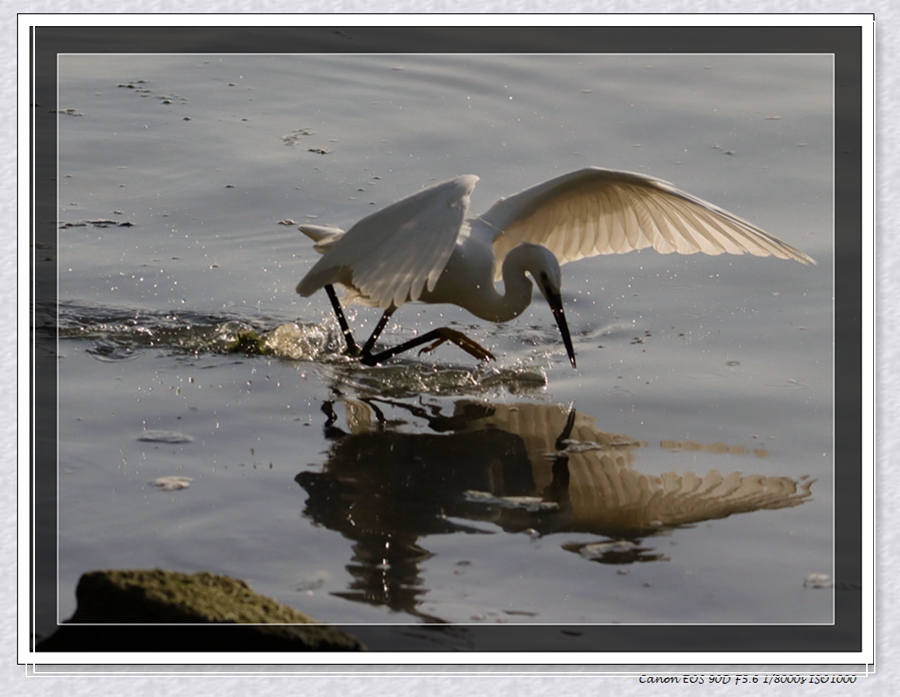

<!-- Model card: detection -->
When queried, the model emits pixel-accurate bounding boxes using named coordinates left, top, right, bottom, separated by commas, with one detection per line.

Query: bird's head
left=519, top=244, right=577, bottom=369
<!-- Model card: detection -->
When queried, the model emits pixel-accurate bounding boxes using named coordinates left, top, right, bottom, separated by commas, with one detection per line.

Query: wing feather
left=296, top=175, right=478, bottom=308
left=480, top=167, right=814, bottom=280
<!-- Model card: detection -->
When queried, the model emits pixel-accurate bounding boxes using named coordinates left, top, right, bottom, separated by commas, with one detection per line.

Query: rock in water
left=36, top=569, right=364, bottom=652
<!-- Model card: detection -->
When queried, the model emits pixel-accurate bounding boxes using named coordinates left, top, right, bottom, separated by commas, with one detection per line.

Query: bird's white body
left=296, top=167, right=814, bottom=366
left=415, top=231, right=559, bottom=323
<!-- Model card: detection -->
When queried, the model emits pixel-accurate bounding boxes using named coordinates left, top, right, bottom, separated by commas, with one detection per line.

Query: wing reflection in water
left=295, top=399, right=813, bottom=617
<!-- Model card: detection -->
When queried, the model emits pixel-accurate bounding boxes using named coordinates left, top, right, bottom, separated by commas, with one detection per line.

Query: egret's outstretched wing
left=297, top=175, right=479, bottom=308
left=479, top=167, right=814, bottom=279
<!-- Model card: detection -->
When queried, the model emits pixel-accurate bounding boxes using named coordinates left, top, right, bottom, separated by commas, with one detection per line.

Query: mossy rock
left=38, top=569, right=364, bottom=652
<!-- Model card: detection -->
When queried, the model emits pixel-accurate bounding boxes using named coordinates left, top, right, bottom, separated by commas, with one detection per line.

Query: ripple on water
left=322, top=360, right=548, bottom=399
left=137, top=430, right=194, bottom=444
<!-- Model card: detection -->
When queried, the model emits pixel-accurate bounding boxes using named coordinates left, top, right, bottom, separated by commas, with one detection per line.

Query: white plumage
left=296, top=167, right=814, bottom=367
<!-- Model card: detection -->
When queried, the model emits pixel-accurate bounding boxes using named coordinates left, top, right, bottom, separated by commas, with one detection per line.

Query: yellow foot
left=418, top=327, right=495, bottom=362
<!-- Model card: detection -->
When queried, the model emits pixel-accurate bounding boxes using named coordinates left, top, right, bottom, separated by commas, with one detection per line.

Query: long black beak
left=545, top=289, right=577, bottom=369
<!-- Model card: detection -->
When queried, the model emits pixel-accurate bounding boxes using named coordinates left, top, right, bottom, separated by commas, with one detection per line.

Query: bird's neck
left=466, top=251, right=534, bottom=323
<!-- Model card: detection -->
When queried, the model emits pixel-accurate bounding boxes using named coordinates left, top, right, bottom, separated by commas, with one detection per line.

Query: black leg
left=321, top=296, right=494, bottom=366
left=361, top=326, right=495, bottom=366
left=361, top=308, right=396, bottom=357
left=325, top=285, right=359, bottom=355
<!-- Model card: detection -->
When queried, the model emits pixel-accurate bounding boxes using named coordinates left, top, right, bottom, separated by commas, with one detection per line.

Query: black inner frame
left=30, top=24, right=865, bottom=656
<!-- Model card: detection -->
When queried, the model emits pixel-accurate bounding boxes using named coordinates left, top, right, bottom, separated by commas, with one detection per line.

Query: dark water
left=43, top=51, right=837, bottom=648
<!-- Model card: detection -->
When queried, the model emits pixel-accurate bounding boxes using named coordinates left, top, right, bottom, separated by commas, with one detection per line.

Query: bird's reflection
left=295, top=399, right=813, bottom=616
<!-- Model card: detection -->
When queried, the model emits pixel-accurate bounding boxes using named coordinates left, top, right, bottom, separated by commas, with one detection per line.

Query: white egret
left=296, top=167, right=814, bottom=367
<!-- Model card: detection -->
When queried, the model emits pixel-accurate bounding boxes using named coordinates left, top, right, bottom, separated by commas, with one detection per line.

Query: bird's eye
left=540, top=271, right=549, bottom=281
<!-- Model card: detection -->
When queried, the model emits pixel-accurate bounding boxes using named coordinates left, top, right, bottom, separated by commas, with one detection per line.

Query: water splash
left=49, top=301, right=548, bottom=395
left=52, top=302, right=341, bottom=361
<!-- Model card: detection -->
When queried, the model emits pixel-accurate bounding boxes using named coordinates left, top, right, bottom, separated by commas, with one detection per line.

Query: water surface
left=50, top=53, right=834, bottom=645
